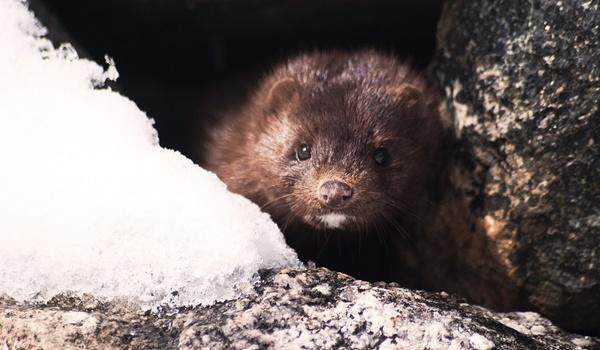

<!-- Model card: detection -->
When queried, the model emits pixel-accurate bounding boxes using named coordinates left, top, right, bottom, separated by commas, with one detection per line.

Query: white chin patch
left=317, top=213, right=348, bottom=229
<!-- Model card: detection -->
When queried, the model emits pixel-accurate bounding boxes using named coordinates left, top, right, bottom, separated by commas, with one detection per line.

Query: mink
left=201, top=50, right=443, bottom=282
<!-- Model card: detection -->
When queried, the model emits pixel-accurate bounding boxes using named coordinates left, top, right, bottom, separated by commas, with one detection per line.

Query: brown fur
left=201, top=50, right=443, bottom=282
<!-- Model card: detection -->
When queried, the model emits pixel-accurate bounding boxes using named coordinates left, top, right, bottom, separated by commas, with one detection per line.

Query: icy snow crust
left=0, top=0, right=299, bottom=309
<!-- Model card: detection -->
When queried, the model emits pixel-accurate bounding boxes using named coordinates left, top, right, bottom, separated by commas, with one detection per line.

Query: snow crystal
left=0, top=0, right=300, bottom=309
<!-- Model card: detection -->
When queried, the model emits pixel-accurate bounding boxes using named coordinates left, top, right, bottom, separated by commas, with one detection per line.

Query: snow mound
left=0, top=0, right=300, bottom=309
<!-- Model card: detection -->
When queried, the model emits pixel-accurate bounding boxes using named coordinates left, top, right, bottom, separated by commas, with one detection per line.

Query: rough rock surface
left=431, top=0, right=600, bottom=335
left=1, top=268, right=598, bottom=349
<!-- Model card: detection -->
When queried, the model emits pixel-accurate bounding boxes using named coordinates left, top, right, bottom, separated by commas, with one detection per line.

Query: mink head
left=237, top=53, right=442, bottom=233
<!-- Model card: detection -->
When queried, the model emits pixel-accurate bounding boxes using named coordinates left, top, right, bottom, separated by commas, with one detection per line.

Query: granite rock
left=1, top=268, right=598, bottom=349
left=431, top=0, right=600, bottom=335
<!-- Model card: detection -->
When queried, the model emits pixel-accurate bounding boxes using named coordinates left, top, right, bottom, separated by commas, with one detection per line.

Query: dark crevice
left=36, top=0, right=445, bottom=158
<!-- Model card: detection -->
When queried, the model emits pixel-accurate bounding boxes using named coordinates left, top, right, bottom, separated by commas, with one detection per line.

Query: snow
left=0, top=0, right=300, bottom=309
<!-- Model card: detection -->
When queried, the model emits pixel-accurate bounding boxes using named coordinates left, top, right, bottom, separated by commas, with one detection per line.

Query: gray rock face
left=1, top=268, right=598, bottom=349
left=433, top=0, right=600, bottom=335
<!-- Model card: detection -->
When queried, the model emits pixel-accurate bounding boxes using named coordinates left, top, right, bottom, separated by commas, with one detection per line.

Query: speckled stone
left=1, top=268, right=598, bottom=349
left=433, top=0, right=600, bottom=335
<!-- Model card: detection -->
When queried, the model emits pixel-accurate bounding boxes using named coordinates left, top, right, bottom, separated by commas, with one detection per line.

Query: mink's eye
left=373, top=147, right=390, bottom=167
left=295, top=143, right=311, bottom=161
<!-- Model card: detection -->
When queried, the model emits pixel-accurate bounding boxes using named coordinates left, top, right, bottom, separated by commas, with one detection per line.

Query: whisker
left=382, top=199, right=420, bottom=221
left=316, top=227, right=333, bottom=260
left=358, top=218, right=366, bottom=256
left=260, top=193, right=295, bottom=211
left=380, top=212, right=410, bottom=240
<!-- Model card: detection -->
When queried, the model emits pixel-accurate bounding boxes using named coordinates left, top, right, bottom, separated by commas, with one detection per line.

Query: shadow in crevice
left=37, top=0, right=445, bottom=159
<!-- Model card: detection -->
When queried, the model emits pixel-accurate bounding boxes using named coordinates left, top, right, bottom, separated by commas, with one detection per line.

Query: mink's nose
left=318, top=181, right=353, bottom=208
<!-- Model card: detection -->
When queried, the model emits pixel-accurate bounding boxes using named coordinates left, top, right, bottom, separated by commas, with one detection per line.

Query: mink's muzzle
left=318, top=180, right=353, bottom=208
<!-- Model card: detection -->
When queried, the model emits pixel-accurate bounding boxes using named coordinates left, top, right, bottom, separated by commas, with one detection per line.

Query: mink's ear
left=388, top=83, right=436, bottom=135
left=265, top=78, right=300, bottom=114
left=387, top=83, right=423, bottom=108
